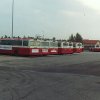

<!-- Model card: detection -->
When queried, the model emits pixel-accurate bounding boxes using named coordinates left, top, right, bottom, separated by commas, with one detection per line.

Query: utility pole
left=12, top=0, right=14, bottom=38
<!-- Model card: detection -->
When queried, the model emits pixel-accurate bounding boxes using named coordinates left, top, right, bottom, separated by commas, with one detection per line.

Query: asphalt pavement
left=0, top=52, right=100, bottom=100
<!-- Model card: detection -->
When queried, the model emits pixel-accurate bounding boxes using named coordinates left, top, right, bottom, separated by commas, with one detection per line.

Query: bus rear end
left=90, top=44, right=100, bottom=52
left=73, top=42, right=83, bottom=53
left=58, top=42, right=73, bottom=54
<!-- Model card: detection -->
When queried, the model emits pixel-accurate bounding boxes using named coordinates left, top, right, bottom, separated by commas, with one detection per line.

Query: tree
left=17, top=36, right=20, bottom=38
left=68, top=33, right=83, bottom=43
left=68, top=34, right=75, bottom=42
left=4, top=35, right=8, bottom=38
left=75, top=33, right=83, bottom=43
left=52, top=37, right=56, bottom=42
left=23, top=35, right=26, bottom=38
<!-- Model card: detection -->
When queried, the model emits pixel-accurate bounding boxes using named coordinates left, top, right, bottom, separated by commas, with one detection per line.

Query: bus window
left=29, top=41, right=40, bottom=46
left=0, top=40, right=12, bottom=45
left=23, top=40, right=28, bottom=46
left=63, top=42, right=69, bottom=47
left=29, top=41, right=33, bottom=46
left=77, top=43, right=82, bottom=47
left=40, top=42, right=49, bottom=47
left=12, top=40, right=22, bottom=46
left=0, top=39, right=26, bottom=46
left=50, top=42, right=58, bottom=47
left=69, top=43, right=73, bottom=46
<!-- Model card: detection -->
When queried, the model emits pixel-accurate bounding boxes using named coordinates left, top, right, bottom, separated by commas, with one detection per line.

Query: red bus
left=48, top=41, right=58, bottom=55
left=58, top=42, right=73, bottom=54
left=89, top=44, right=100, bottom=52
left=73, top=42, right=83, bottom=53
left=0, top=38, right=49, bottom=56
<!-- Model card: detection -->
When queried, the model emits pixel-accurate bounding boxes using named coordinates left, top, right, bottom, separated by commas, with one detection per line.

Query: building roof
left=83, top=39, right=99, bottom=45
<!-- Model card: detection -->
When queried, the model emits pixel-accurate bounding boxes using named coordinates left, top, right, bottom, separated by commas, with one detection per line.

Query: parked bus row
left=0, top=38, right=84, bottom=56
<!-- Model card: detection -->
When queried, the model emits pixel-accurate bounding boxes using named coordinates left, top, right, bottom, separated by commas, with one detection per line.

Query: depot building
left=83, top=39, right=100, bottom=50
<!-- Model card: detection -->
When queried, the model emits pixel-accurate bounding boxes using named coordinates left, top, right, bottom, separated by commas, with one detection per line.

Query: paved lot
left=0, top=52, right=100, bottom=99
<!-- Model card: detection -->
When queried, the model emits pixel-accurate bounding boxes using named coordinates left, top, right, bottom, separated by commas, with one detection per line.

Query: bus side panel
left=48, top=48, right=58, bottom=55
left=73, top=48, right=82, bottom=53
left=58, top=48, right=67, bottom=54
left=41, top=48, right=49, bottom=56
left=58, top=48, right=63, bottom=54
left=19, top=48, right=30, bottom=56
left=13, top=47, right=42, bottom=56
left=0, top=45, right=14, bottom=55
left=13, top=47, right=29, bottom=56
left=58, top=48, right=73, bottom=54
left=0, top=49, right=14, bottom=55
left=31, top=48, right=49, bottom=56
left=92, top=48, right=100, bottom=52
left=96, top=48, right=100, bottom=52
left=63, top=48, right=73, bottom=54
left=66, top=48, right=74, bottom=54
left=29, top=48, right=42, bottom=56
left=13, top=47, right=49, bottom=56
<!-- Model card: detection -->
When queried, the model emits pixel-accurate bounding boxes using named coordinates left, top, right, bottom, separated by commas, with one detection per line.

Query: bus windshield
left=77, top=43, right=82, bottom=46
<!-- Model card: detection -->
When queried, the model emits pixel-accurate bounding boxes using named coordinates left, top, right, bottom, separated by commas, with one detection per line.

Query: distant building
left=95, top=41, right=100, bottom=47
left=83, top=39, right=99, bottom=50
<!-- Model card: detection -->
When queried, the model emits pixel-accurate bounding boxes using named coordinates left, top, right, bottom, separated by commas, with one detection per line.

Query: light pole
left=12, top=0, right=14, bottom=38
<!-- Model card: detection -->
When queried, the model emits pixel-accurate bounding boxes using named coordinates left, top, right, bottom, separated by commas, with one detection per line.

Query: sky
left=0, top=0, right=100, bottom=39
